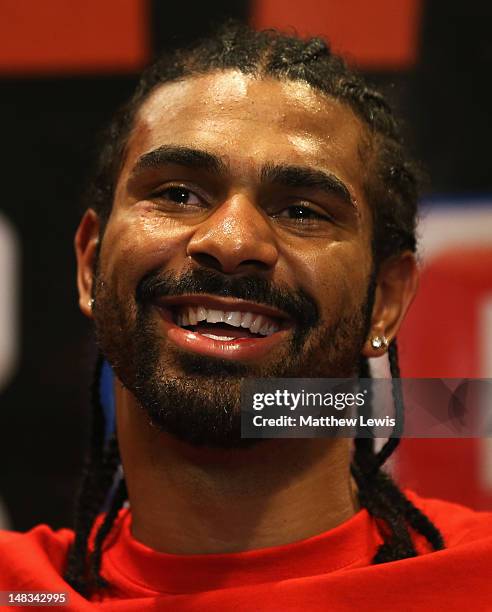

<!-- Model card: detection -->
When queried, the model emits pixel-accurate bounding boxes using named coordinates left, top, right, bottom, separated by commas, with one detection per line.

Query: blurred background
left=0, top=0, right=491, bottom=531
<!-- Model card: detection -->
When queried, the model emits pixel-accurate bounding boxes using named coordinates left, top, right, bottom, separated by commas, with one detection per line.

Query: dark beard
left=93, top=267, right=375, bottom=449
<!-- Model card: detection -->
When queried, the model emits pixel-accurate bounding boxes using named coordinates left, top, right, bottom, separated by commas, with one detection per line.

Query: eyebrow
left=260, top=163, right=357, bottom=211
left=129, top=145, right=357, bottom=210
left=130, top=145, right=227, bottom=178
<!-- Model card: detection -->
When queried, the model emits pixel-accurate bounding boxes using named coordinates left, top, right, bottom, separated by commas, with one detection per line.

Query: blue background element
left=101, top=360, right=116, bottom=442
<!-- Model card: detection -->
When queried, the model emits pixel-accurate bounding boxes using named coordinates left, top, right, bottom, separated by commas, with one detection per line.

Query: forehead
left=123, top=71, right=370, bottom=190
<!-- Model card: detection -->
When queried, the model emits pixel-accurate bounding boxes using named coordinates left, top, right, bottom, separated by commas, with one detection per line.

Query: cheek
left=282, top=240, right=372, bottom=319
left=98, top=211, right=193, bottom=294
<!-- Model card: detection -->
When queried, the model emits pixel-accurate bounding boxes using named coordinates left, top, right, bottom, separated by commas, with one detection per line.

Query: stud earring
left=371, top=335, right=388, bottom=350
left=88, top=298, right=95, bottom=310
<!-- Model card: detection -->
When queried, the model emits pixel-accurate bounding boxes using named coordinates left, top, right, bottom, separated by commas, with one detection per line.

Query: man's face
left=89, top=71, right=376, bottom=447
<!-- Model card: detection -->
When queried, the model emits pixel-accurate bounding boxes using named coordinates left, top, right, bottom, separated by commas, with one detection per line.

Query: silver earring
left=88, top=298, right=95, bottom=310
left=371, top=335, right=388, bottom=350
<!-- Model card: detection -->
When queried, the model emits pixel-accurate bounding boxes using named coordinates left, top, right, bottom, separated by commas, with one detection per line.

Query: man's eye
left=275, top=205, right=331, bottom=223
left=154, top=186, right=201, bottom=206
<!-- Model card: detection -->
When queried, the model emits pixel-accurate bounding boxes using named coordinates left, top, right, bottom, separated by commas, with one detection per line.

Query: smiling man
left=1, top=23, right=492, bottom=611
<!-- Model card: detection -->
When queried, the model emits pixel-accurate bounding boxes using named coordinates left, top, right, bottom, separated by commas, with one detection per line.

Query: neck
left=115, top=382, right=358, bottom=555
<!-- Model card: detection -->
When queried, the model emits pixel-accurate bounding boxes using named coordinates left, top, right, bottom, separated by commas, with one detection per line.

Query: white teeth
left=206, top=309, right=224, bottom=324
left=240, top=312, right=254, bottom=328
left=196, top=306, right=207, bottom=322
left=258, top=323, right=271, bottom=336
left=202, top=333, right=235, bottom=341
left=249, top=315, right=264, bottom=334
left=224, top=311, right=242, bottom=327
left=187, top=307, right=198, bottom=326
left=175, top=305, right=280, bottom=336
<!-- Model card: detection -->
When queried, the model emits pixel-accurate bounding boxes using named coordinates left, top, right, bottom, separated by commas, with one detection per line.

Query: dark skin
left=75, top=72, right=418, bottom=554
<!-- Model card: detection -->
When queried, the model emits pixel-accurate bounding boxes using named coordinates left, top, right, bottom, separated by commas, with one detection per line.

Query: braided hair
left=65, top=22, right=444, bottom=596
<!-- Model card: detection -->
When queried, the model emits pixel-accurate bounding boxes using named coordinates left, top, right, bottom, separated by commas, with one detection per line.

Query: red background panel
left=252, top=0, right=422, bottom=69
left=0, top=0, right=149, bottom=74
left=398, top=247, right=492, bottom=510
left=400, top=248, right=492, bottom=378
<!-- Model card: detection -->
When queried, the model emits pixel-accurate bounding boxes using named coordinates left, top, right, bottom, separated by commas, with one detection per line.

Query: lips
left=154, top=295, right=292, bottom=361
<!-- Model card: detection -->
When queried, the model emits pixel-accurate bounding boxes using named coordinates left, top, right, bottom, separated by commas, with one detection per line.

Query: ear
left=74, top=209, right=100, bottom=319
left=362, top=251, right=419, bottom=358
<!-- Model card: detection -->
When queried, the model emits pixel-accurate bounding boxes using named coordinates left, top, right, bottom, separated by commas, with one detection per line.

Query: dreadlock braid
left=89, top=476, right=128, bottom=590
left=355, top=356, right=375, bottom=463
left=387, top=484, right=445, bottom=551
left=352, top=351, right=417, bottom=564
left=65, top=435, right=121, bottom=594
left=66, top=22, right=444, bottom=596
left=354, top=467, right=417, bottom=561
left=64, top=355, right=106, bottom=594
left=373, top=340, right=444, bottom=552
left=352, top=340, right=444, bottom=563
left=64, top=357, right=123, bottom=595
left=371, top=341, right=403, bottom=471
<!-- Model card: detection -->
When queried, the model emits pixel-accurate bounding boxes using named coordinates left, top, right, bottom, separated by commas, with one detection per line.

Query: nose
left=187, top=194, right=279, bottom=274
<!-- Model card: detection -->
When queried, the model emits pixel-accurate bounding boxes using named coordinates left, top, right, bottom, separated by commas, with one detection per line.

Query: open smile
left=154, top=295, right=293, bottom=361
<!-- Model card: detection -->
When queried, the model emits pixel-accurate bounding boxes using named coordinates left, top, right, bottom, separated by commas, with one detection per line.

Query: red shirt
left=0, top=490, right=491, bottom=611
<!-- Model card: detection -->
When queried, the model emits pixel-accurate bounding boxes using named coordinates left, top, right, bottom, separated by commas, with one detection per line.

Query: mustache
left=136, top=267, right=319, bottom=329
